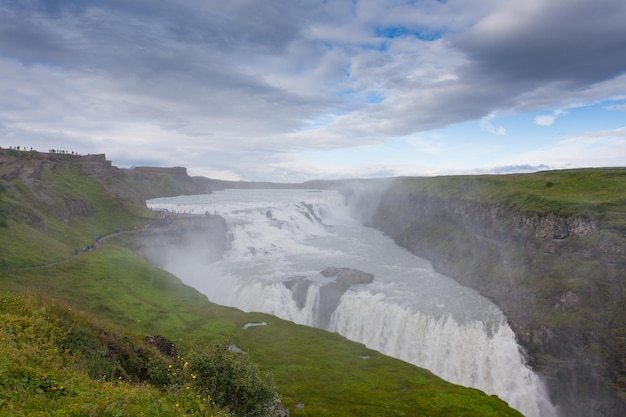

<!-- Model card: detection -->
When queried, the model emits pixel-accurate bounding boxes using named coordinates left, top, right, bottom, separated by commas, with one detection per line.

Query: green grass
left=38, top=167, right=156, bottom=231
left=0, top=246, right=522, bottom=416
left=396, top=168, right=626, bottom=229
left=0, top=292, right=229, bottom=417
left=0, top=167, right=156, bottom=267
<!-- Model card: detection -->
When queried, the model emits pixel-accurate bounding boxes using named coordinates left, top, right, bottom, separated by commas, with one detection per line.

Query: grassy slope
left=0, top=246, right=519, bottom=416
left=0, top=292, right=227, bottom=416
left=0, top=157, right=521, bottom=416
left=0, top=167, right=155, bottom=267
left=397, top=168, right=626, bottom=229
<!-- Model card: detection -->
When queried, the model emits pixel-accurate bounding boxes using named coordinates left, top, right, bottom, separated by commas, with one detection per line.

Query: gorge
left=147, top=189, right=557, bottom=417
left=347, top=174, right=626, bottom=417
left=147, top=169, right=626, bottom=417
left=2, top=149, right=624, bottom=416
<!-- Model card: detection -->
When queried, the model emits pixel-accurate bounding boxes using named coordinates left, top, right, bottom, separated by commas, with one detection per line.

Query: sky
left=1, top=0, right=625, bottom=182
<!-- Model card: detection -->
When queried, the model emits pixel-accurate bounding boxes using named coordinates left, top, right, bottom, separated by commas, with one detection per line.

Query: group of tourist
left=7, top=146, right=34, bottom=151
left=4, top=145, right=79, bottom=155
left=73, top=235, right=104, bottom=256
left=49, top=149, right=79, bottom=155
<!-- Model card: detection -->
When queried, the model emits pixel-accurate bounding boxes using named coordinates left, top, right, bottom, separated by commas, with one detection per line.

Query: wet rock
left=284, top=268, right=375, bottom=329
left=317, top=267, right=374, bottom=329
left=320, top=267, right=375, bottom=286
left=146, top=335, right=179, bottom=357
left=283, top=276, right=312, bottom=309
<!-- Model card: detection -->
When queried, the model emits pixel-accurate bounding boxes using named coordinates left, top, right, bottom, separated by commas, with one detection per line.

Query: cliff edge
left=350, top=170, right=626, bottom=417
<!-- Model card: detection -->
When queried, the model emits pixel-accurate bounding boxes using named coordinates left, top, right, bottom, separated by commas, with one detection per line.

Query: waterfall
left=331, top=290, right=555, bottom=417
left=148, top=189, right=558, bottom=417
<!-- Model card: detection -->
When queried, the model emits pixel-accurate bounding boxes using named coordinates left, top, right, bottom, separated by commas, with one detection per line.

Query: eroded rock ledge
left=284, top=267, right=374, bottom=329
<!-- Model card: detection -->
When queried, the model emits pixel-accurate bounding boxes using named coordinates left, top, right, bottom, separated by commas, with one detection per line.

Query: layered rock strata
left=355, top=185, right=625, bottom=417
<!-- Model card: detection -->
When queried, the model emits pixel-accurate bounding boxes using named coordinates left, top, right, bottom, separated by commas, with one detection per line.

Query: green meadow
left=396, top=167, right=626, bottom=229
left=0, top=154, right=522, bottom=416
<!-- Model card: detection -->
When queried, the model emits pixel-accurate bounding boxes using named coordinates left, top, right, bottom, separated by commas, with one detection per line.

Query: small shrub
left=189, top=340, right=278, bottom=417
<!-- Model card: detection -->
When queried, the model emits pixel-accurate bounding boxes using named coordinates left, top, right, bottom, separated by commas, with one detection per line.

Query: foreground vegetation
left=1, top=293, right=233, bottom=416
left=0, top=149, right=522, bottom=416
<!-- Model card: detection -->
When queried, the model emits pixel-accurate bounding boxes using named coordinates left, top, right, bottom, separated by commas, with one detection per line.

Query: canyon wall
left=348, top=178, right=625, bottom=417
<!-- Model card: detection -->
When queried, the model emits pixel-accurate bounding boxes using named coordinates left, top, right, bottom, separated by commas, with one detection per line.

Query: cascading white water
left=148, top=189, right=558, bottom=417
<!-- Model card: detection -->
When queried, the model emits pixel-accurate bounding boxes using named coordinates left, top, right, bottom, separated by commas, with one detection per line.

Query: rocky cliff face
left=0, top=150, right=124, bottom=228
left=348, top=181, right=626, bottom=417
left=123, top=166, right=217, bottom=199
left=0, top=149, right=216, bottom=229
left=0, top=150, right=113, bottom=181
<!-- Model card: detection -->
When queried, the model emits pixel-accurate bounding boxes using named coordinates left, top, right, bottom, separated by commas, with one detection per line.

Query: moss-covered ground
left=397, top=167, right=626, bottom=229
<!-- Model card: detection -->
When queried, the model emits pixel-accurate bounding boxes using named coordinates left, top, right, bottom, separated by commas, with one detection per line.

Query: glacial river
left=148, top=188, right=558, bottom=417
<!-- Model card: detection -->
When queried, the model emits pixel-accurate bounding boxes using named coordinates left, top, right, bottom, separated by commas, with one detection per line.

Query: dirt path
left=1, top=228, right=134, bottom=271
left=1, top=213, right=218, bottom=271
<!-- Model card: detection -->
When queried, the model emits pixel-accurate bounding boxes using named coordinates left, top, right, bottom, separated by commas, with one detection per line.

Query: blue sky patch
left=375, top=26, right=442, bottom=41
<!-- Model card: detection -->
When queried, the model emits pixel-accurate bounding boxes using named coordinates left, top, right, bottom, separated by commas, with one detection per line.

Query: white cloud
left=534, top=109, right=568, bottom=126
left=480, top=114, right=506, bottom=135
left=1, top=1, right=625, bottom=181
left=497, top=128, right=626, bottom=168
left=534, top=115, right=556, bottom=126
left=188, top=168, right=242, bottom=182
left=606, top=103, right=626, bottom=111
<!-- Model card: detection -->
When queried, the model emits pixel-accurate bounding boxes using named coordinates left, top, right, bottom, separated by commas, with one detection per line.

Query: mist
left=138, top=211, right=229, bottom=271
left=145, top=188, right=559, bottom=417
